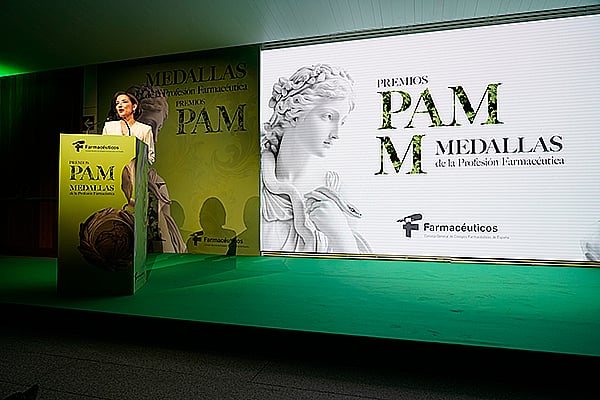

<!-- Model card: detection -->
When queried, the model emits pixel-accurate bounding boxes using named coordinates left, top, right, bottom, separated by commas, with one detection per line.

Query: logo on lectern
left=72, top=140, right=85, bottom=152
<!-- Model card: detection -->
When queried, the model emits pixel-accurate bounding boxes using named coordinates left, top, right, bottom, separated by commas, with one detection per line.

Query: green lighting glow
left=0, top=64, right=27, bottom=77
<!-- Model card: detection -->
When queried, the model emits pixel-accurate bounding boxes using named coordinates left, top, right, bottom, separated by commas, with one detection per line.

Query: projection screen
left=260, top=13, right=600, bottom=266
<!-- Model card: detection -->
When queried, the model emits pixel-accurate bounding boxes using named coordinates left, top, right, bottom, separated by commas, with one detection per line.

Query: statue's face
left=290, top=97, right=351, bottom=158
left=140, top=107, right=167, bottom=139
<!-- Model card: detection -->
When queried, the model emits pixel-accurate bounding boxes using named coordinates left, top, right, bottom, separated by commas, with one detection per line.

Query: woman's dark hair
left=106, top=91, right=142, bottom=121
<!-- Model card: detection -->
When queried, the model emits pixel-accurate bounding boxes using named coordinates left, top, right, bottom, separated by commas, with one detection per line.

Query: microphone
left=121, top=117, right=132, bottom=136
left=84, top=116, right=111, bottom=134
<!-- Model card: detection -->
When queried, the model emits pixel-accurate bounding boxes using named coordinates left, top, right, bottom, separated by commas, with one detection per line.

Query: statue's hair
left=127, top=84, right=168, bottom=116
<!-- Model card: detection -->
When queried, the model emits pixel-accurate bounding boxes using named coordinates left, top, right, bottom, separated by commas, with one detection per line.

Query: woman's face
left=291, top=97, right=351, bottom=158
left=115, top=94, right=136, bottom=120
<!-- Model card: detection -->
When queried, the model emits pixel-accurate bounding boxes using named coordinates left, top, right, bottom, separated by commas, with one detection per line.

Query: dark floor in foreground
left=0, top=304, right=597, bottom=400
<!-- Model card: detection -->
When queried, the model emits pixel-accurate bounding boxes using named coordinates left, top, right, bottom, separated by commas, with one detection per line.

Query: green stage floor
left=1, top=254, right=599, bottom=357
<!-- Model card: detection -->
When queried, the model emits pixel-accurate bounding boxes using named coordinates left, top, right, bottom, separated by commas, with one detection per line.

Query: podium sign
left=57, top=134, right=148, bottom=296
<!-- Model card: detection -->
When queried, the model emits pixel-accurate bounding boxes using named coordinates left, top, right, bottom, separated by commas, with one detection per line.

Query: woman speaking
left=102, top=91, right=155, bottom=164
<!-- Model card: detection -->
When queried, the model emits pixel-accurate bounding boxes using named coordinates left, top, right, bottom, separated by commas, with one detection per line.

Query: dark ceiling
left=1, top=0, right=598, bottom=77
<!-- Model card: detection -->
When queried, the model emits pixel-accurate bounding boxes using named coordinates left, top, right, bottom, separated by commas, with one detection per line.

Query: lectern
left=57, top=134, right=148, bottom=296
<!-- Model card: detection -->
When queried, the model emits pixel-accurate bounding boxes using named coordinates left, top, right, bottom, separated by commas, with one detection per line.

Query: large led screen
left=260, top=14, right=600, bottom=265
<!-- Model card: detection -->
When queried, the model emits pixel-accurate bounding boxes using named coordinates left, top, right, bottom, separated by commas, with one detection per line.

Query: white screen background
left=260, top=14, right=600, bottom=263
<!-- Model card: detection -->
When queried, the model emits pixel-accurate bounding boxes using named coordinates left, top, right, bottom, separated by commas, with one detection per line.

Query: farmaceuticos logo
left=71, top=140, right=120, bottom=153
left=397, top=213, right=422, bottom=237
left=72, top=140, right=85, bottom=152
left=397, top=213, right=499, bottom=238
